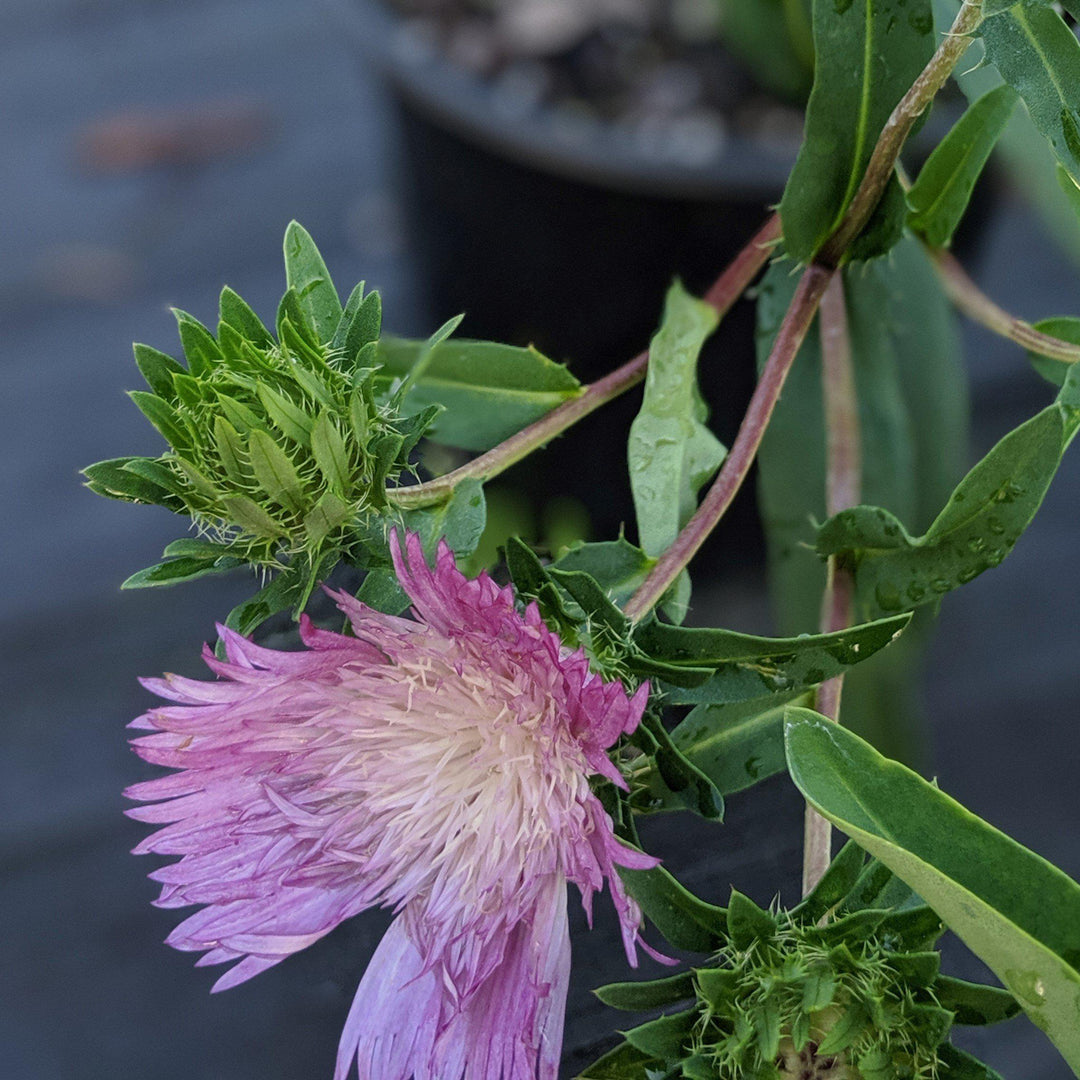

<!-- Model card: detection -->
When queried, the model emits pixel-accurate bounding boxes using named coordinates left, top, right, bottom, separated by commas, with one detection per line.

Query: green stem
left=386, top=215, right=781, bottom=511
left=931, top=245, right=1080, bottom=364
left=803, top=275, right=860, bottom=897
left=816, top=0, right=984, bottom=267
left=624, top=263, right=835, bottom=624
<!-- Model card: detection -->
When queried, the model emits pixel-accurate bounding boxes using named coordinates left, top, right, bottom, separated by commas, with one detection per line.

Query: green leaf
left=576, top=1040, right=663, bottom=1080
left=335, top=287, right=383, bottom=363
left=218, top=286, right=273, bottom=348
left=82, top=457, right=177, bottom=506
left=121, top=553, right=242, bottom=589
left=815, top=1000, right=869, bottom=1055
left=816, top=390, right=1077, bottom=617
left=802, top=966, right=838, bottom=1012
left=216, top=392, right=265, bottom=435
left=276, top=287, right=319, bottom=351
left=785, top=708, right=1080, bottom=1070
left=792, top=839, right=868, bottom=924
left=128, top=391, right=191, bottom=450
left=664, top=692, right=812, bottom=798
left=932, top=975, right=1020, bottom=1026
left=779, top=0, right=935, bottom=260
left=547, top=567, right=628, bottom=636
left=694, top=967, right=740, bottom=1010
left=886, top=950, right=941, bottom=988
left=311, top=412, right=352, bottom=495
left=935, top=1044, right=1005, bottom=1080
left=551, top=539, right=655, bottom=607
left=401, top=478, right=487, bottom=559
left=303, top=490, right=350, bottom=546
left=619, top=864, right=727, bottom=953
left=256, top=383, right=313, bottom=447
left=594, top=972, right=696, bottom=1012
left=120, top=457, right=188, bottom=499
left=622, top=1009, right=696, bottom=1064
left=1027, top=315, right=1080, bottom=387
left=221, top=494, right=287, bottom=539
left=222, top=566, right=306, bottom=639
left=283, top=221, right=341, bottom=344
left=727, top=890, right=777, bottom=950
left=720, top=0, right=814, bottom=101
left=375, top=337, right=581, bottom=452
left=246, top=428, right=307, bottom=514
left=161, top=538, right=237, bottom=559
left=213, top=416, right=248, bottom=485
left=132, top=343, right=185, bottom=398
left=630, top=711, right=725, bottom=821
left=980, top=2, right=1080, bottom=186
left=630, top=613, right=910, bottom=705
left=627, top=281, right=724, bottom=559
left=353, top=566, right=410, bottom=616
left=172, top=309, right=222, bottom=377
left=907, top=84, right=1019, bottom=247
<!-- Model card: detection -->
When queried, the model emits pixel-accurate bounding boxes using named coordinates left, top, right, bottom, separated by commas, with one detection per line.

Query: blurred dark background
left=3, top=1, right=1079, bottom=1077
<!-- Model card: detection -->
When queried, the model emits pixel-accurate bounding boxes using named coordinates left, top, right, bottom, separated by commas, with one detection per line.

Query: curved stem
left=387, top=215, right=781, bottom=510
left=817, top=0, right=983, bottom=267
left=803, top=275, right=861, bottom=897
left=931, top=246, right=1080, bottom=364
left=624, top=263, right=835, bottom=624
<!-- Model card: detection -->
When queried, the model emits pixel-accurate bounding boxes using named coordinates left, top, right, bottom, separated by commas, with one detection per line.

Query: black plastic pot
left=329, top=0, right=795, bottom=562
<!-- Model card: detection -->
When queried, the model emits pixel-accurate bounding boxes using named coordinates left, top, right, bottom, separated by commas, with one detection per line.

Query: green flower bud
left=690, top=908, right=955, bottom=1080
left=86, top=223, right=437, bottom=578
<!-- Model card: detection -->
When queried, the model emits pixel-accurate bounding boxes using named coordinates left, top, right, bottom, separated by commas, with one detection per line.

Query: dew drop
left=1007, top=969, right=1048, bottom=1007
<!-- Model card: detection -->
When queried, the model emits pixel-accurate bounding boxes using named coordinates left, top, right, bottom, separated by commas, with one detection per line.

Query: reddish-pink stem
left=803, top=275, right=861, bottom=897
left=624, top=263, right=835, bottom=622
left=388, top=215, right=780, bottom=511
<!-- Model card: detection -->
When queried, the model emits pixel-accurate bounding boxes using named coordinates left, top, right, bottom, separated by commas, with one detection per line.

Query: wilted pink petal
left=127, top=531, right=661, bottom=1079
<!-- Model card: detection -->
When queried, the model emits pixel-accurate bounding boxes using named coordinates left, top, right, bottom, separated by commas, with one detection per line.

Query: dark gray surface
left=3, top=2, right=1079, bottom=1078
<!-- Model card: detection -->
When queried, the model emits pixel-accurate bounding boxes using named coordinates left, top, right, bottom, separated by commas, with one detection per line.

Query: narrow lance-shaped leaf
left=133, top=343, right=185, bottom=399
left=817, top=367, right=1080, bottom=618
left=122, top=551, right=243, bottom=589
left=980, top=2, right=1080, bottom=186
left=785, top=708, right=1080, bottom=1071
left=245, top=429, right=307, bottom=515
left=375, top=336, right=581, bottom=452
left=218, top=285, right=274, bottom=348
left=630, top=612, right=910, bottom=704
left=82, top=457, right=177, bottom=506
left=173, top=309, right=222, bottom=377
left=779, top=0, right=935, bottom=261
left=907, top=84, right=1019, bottom=247
left=283, top=221, right=342, bottom=344
left=627, top=280, right=725, bottom=559
left=593, top=971, right=697, bottom=1012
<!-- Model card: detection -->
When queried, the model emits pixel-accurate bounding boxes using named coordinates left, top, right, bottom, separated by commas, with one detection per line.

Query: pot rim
left=322, top=0, right=799, bottom=200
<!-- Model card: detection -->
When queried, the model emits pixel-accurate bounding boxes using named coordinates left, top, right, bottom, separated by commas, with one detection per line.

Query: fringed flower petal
left=128, top=531, right=659, bottom=1078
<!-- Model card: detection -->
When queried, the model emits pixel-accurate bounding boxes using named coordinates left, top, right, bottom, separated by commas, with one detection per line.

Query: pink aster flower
left=126, top=531, right=661, bottom=1079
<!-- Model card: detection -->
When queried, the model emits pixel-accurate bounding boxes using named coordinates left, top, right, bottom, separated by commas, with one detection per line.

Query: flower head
left=126, top=531, right=659, bottom=1079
